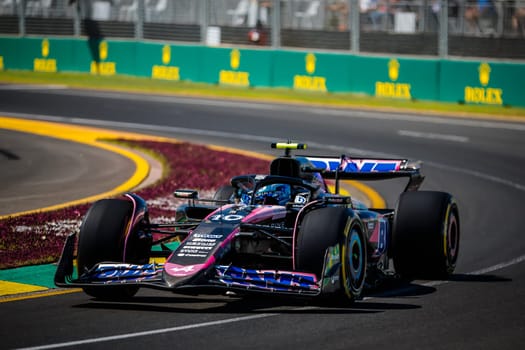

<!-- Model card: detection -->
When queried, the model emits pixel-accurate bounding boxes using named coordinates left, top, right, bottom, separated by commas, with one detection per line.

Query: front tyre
left=341, top=224, right=367, bottom=300
left=295, top=207, right=347, bottom=278
left=392, top=191, right=460, bottom=279
left=77, top=199, right=148, bottom=300
left=295, top=207, right=366, bottom=302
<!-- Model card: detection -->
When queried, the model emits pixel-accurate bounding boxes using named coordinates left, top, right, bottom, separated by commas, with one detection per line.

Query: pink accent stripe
left=122, top=194, right=137, bottom=262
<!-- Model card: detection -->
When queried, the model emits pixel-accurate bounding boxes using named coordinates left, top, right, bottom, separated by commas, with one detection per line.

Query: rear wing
left=302, top=156, right=424, bottom=192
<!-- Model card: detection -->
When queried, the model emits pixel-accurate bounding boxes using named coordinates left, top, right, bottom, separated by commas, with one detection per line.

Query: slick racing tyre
left=77, top=199, right=148, bottom=300
left=296, top=207, right=366, bottom=301
left=341, top=222, right=367, bottom=300
left=392, top=191, right=460, bottom=279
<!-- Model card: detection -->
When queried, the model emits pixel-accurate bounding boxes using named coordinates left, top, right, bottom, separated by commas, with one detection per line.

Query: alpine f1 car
left=55, top=142, right=460, bottom=302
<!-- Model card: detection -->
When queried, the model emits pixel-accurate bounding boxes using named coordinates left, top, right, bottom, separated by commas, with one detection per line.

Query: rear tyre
left=77, top=199, right=146, bottom=300
left=392, top=191, right=460, bottom=279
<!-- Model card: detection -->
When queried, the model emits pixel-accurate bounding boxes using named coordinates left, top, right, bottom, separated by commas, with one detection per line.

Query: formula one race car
left=55, top=142, right=460, bottom=302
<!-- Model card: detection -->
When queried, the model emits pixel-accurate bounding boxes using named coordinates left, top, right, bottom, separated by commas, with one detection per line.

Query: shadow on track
left=71, top=291, right=421, bottom=315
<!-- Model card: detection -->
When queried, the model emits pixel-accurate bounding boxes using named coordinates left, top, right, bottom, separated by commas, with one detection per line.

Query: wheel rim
left=343, top=227, right=366, bottom=298
left=446, top=212, right=459, bottom=268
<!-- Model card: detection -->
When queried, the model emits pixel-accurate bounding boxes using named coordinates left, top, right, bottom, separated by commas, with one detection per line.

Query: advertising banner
left=439, top=60, right=525, bottom=107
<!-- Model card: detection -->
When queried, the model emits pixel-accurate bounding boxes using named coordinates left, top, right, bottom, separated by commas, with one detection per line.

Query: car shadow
left=73, top=290, right=421, bottom=315
left=448, top=273, right=511, bottom=283
left=71, top=272, right=511, bottom=314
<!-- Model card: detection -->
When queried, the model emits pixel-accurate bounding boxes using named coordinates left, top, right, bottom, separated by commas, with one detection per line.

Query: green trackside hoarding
left=199, top=46, right=273, bottom=87
left=439, top=59, right=525, bottom=107
left=349, top=56, right=440, bottom=101
left=135, top=42, right=204, bottom=82
left=0, top=36, right=76, bottom=72
left=1, top=36, right=524, bottom=107
left=272, top=50, right=353, bottom=92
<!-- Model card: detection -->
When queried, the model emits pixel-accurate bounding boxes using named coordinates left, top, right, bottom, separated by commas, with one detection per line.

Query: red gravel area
left=0, top=140, right=269, bottom=269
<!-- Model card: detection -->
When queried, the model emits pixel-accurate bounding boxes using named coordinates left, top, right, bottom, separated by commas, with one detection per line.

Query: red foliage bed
left=0, top=141, right=269, bottom=269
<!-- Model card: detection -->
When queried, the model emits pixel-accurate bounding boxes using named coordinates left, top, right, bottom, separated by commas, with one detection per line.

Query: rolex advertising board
left=199, top=47, right=272, bottom=87
left=271, top=51, right=353, bottom=92
left=135, top=42, right=202, bottom=82
left=439, top=60, right=525, bottom=107
left=1, top=36, right=524, bottom=108
left=349, top=56, right=440, bottom=101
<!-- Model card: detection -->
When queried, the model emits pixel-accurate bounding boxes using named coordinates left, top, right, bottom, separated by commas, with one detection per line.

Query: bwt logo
left=308, top=158, right=401, bottom=173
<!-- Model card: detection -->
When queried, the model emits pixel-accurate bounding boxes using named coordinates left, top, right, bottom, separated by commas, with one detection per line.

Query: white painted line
left=0, top=84, right=67, bottom=90
left=366, top=253, right=525, bottom=299
left=5, top=88, right=525, bottom=130
left=18, top=253, right=525, bottom=349
left=16, top=313, right=276, bottom=350
left=426, top=160, right=525, bottom=192
left=398, top=130, right=469, bottom=143
left=468, top=254, right=525, bottom=276
left=3, top=112, right=524, bottom=193
left=318, top=108, right=525, bottom=131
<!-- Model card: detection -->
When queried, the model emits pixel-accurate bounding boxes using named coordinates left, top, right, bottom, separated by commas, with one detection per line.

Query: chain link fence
left=0, top=0, right=524, bottom=58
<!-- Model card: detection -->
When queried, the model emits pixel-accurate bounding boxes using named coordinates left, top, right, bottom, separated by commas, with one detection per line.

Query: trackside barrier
left=439, top=60, right=525, bottom=107
left=0, top=36, right=524, bottom=108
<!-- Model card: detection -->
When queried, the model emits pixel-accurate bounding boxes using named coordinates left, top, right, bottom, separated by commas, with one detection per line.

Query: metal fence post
left=438, top=0, right=448, bottom=57
left=136, top=0, right=144, bottom=40
left=350, top=0, right=359, bottom=53
left=73, top=0, right=81, bottom=37
left=271, top=0, right=281, bottom=48
left=18, top=0, right=25, bottom=36
left=200, top=0, right=209, bottom=45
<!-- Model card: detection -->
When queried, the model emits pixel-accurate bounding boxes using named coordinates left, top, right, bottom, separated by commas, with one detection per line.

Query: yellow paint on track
left=345, top=180, right=386, bottom=208
left=0, top=288, right=81, bottom=303
left=0, top=116, right=173, bottom=219
left=0, top=280, right=47, bottom=296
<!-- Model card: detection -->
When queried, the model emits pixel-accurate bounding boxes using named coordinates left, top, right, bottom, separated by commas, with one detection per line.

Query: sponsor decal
left=176, top=231, right=224, bottom=258
left=92, top=263, right=160, bottom=280
left=293, top=53, right=327, bottom=92
left=219, top=49, right=250, bottom=87
left=464, top=62, right=503, bottom=105
left=152, top=45, right=180, bottom=81
left=90, top=41, right=116, bottom=76
left=307, top=157, right=402, bottom=173
left=33, top=39, right=57, bottom=73
left=169, top=265, right=195, bottom=274
left=216, top=265, right=319, bottom=291
left=377, top=220, right=387, bottom=255
left=375, top=58, right=411, bottom=99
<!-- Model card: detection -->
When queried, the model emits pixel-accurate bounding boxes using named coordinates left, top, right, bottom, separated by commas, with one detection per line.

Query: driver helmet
left=254, top=184, right=291, bottom=206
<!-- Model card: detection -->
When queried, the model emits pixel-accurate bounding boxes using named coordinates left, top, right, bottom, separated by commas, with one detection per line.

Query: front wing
left=55, top=233, right=342, bottom=297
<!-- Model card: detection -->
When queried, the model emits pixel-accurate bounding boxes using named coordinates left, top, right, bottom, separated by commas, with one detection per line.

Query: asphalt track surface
left=0, top=128, right=136, bottom=215
left=1, top=85, right=524, bottom=349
